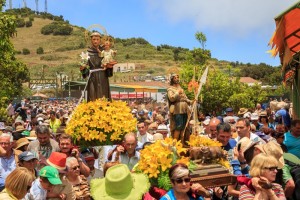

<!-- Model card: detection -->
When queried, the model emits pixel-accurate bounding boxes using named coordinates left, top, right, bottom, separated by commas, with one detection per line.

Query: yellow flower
left=176, top=157, right=190, bottom=166
left=66, top=98, right=136, bottom=145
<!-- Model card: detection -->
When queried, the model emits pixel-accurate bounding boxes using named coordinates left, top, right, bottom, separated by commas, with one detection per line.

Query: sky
left=6, top=0, right=300, bottom=66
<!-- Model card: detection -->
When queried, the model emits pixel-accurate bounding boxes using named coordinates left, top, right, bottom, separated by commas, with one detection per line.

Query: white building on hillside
left=113, top=63, right=136, bottom=73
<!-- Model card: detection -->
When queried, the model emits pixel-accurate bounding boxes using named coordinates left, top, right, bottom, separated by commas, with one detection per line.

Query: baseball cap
left=225, top=108, right=233, bottom=112
left=39, top=166, right=62, bottom=185
left=18, top=151, right=37, bottom=161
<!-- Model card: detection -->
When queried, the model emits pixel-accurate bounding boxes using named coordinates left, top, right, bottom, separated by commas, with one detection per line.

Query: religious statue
left=100, top=41, right=117, bottom=69
left=81, top=32, right=115, bottom=102
left=167, top=74, right=193, bottom=145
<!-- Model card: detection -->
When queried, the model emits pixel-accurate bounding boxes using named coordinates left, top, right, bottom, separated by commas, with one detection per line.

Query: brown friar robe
left=86, top=47, right=112, bottom=102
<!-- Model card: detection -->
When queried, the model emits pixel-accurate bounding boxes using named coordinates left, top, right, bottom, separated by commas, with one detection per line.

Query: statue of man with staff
left=167, top=73, right=193, bottom=145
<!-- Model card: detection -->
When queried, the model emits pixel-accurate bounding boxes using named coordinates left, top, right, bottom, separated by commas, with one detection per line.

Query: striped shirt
left=239, top=183, right=285, bottom=200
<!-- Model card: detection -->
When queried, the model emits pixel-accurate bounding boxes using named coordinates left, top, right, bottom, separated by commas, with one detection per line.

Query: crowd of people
left=0, top=93, right=299, bottom=200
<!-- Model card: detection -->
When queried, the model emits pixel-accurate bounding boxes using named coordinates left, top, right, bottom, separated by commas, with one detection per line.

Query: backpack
left=284, top=159, right=300, bottom=200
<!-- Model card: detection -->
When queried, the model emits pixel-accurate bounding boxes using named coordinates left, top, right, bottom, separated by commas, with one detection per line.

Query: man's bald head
left=208, top=118, right=221, bottom=139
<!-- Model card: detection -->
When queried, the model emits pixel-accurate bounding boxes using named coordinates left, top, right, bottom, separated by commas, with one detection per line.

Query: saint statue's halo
left=84, top=24, right=114, bottom=47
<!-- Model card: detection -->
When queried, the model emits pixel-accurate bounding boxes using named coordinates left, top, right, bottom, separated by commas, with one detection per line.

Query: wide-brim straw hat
left=238, top=108, right=248, bottom=116
left=15, top=138, right=30, bottom=150
left=90, top=164, right=150, bottom=200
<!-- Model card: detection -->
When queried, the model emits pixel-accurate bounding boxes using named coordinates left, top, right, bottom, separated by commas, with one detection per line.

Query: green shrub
left=53, top=25, right=73, bottom=35
left=41, top=24, right=54, bottom=35
left=36, top=47, right=44, bottom=54
left=16, top=18, right=25, bottom=27
left=22, top=48, right=30, bottom=55
left=29, top=16, right=34, bottom=21
left=41, top=22, right=73, bottom=35
left=25, top=21, right=32, bottom=27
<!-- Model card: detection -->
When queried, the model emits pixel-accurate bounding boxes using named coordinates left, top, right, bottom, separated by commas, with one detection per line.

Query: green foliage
left=25, top=20, right=32, bottom=27
left=36, top=47, right=44, bottom=54
left=200, top=70, right=267, bottom=114
left=195, top=31, right=207, bottom=49
left=22, top=48, right=30, bottom=55
left=29, top=15, right=34, bottom=21
left=157, top=170, right=172, bottom=191
left=16, top=18, right=25, bottom=27
left=115, top=37, right=150, bottom=46
left=41, top=22, right=73, bottom=35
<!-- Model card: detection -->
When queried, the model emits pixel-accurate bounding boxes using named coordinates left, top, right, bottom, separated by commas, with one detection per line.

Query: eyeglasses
left=172, top=177, right=191, bottom=184
left=72, top=165, right=80, bottom=170
left=0, top=142, right=10, bottom=146
left=264, top=166, right=278, bottom=171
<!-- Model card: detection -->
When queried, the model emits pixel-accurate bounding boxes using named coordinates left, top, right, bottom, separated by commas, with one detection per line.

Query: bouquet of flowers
left=79, top=51, right=90, bottom=78
left=65, top=98, right=137, bottom=146
left=135, top=138, right=196, bottom=191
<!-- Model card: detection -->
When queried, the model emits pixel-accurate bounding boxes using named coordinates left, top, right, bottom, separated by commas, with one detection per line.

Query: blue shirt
left=0, top=152, right=17, bottom=190
left=160, top=189, right=204, bottom=200
left=222, top=139, right=236, bottom=151
left=284, top=131, right=300, bottom=158
left=275, top=109, right=291, bottom=127
left=24, top=178, right=47, bottom=200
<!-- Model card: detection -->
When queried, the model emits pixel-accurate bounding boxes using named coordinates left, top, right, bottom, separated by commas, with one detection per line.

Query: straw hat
left=90, top=164, right=150, bottom=200
left=15, top=125, right=25, bottom=133
left=15, top=138, right=30, bottom=150
left=238, top=108, right=248, bottom=116
left=237, top=137, right=259, bottom=153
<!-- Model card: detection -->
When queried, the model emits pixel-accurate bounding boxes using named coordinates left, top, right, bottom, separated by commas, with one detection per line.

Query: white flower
left=80, top=51, right=90, bottom=61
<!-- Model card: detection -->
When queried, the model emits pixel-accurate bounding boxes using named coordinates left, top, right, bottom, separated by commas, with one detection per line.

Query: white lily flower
left=80, top=51, right=90, bottom=61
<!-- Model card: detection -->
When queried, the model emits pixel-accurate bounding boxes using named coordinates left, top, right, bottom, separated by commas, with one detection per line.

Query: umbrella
left=32, top=93, right=48, bottom=98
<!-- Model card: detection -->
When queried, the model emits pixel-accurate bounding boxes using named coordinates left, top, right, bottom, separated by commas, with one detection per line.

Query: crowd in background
left=0, top=97, right=298, bottom=200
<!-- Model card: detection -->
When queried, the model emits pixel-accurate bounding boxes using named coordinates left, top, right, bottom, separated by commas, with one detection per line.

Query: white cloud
left=146, top=0, right=299, bottom=37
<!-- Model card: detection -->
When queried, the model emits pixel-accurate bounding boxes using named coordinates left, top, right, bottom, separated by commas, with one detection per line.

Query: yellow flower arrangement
left=65, top=98, right=137, bottom=146
left=188, top=135, right=230, bottom=169
left=188, top=135, right=222, bottom=147
left=137, top=137, right=189, bottom=178
left=135, top=138, right=193, bottom=191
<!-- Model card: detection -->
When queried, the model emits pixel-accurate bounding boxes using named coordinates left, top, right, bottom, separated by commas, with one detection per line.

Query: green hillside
left=12, top=17, right=182, bottom=80
left=8, top=8, right=282, bottom=86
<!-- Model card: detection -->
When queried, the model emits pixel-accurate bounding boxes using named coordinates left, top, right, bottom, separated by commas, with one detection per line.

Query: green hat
left=39, top=166, right=62, bottom=185
left=90, top=164, right=150, bottom=200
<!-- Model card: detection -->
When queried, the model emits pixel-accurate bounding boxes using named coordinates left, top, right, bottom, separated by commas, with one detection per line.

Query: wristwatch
left=240, top=160, right=247, bottom=165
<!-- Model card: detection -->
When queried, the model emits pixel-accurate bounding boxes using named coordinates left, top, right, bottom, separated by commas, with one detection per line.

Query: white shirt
left=137, top=132, right=153, bottom=144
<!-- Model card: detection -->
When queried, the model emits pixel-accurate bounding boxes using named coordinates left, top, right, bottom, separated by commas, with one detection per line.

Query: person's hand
left=237, top=148, right=245, bottom=163
left=213, top=187, right=223, bottom=199
left=191, top=183, right=210, bottom=197
left=71, top=148, right=80, bottom=159
left=59, top=193, right=66, bottom=200
left=251, top=177, right=262, bottom=190
left=116, top=145, right=125, bottom=153
left=233, top=147, right=239, bottom=159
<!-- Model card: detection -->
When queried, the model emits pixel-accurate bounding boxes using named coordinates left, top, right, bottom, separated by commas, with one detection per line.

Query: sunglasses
left=72, top=165, right=80, bottom=170
left=172, top=177, right=191, bottom=184
left=264, top=166, right=278, bottom=171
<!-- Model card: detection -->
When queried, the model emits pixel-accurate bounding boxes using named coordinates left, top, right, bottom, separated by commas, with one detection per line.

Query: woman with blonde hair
left=0, top=167, right=35, bottom=199
left=239, top=153, right=286, bottom=200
